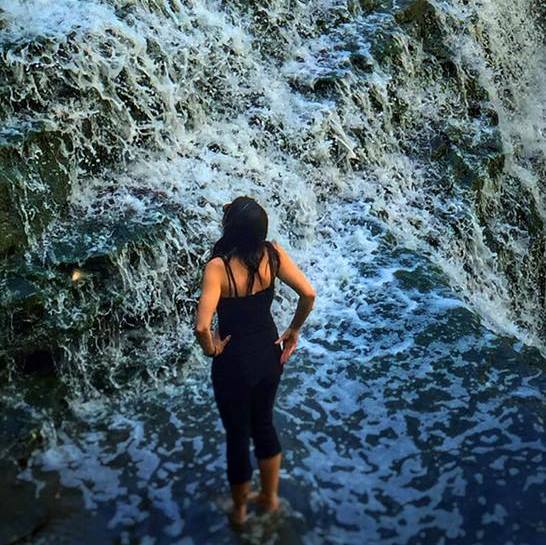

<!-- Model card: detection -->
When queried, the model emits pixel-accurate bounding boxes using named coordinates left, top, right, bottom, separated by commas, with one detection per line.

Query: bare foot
left=228, top=504, right=247, bottom=529
left=248, top=491, right=280, bottom=512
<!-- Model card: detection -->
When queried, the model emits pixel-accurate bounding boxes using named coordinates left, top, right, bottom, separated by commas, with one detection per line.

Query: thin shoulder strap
left=265, top=241, right=277, bottom=288
left=222, top=256, right=238, bottom=297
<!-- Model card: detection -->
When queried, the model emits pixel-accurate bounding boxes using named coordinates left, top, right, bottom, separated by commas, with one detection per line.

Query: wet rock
left=534, top=0, right=546, bottom=29
left=460, top=68, right=497, bottom=120
left=429, top=134, right=450, bottom=161
left=0, top=197, right=187, bottom=377
left=347, top=0, right=387, bottom=14
left=394, top=0, right=432, bottom=24
left=0, top=459, right=50, bottom=545
left=0, top=391, right=80, bottom=544
left=369, top=26, right=405, bottom=65
left=20, top=349, right=57, bottom=376
left=349, top=49, right=374, bottom=72
left=0, top=124, right=71, bottom=257
left=3, top=275, right=43, bottom=317
left=394, top=0, right=454, bottom=61
left=0, top=177, right=26, bottom=256
left=0, top=266, right=55, bottom=373
left=428, top=120, right=505, bottom=191
left=394, top=262, right=442, bottom=292
left=0, top=405, right=46, bottom=470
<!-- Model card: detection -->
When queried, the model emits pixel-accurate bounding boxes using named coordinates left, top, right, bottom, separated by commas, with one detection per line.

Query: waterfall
left=1, top=0, right=544, bottom=397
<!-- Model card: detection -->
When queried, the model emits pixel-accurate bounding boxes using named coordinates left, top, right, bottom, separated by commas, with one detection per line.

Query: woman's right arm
left=271, top=240, right=316, bottom=365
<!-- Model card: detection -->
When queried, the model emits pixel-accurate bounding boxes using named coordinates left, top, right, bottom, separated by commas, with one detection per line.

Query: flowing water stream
left=0, top=1, right=545, bottom=544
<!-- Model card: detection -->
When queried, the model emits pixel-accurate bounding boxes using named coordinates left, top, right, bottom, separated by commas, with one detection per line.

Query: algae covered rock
left=0, top=195, right=190, bottom=388
left=394, top=0, right=454, bottom=61
left=0, top=123, right=72, bottom=256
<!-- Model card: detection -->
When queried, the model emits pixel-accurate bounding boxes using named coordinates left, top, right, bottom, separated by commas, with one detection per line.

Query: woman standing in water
left=194, top=195, right=316, bottom=527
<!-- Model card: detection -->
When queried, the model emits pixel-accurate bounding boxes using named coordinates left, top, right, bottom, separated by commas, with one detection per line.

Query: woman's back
left=218, top=240, right=278, bottom=298
left=216, top=240, right=280, bottom=345
left=213, top=240, right=283, bottom=387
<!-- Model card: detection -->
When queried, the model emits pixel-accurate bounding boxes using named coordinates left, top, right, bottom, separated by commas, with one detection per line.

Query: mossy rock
left=0, top=201, right=187, bottom=377
left=428, top=118, right=505, bottom=191
left=0, top=405, right=46, bottom=464
left=0, top=124, right=72, bottom=257
left=394, top=0, right=454, bottom=61
left=394, top=0, right=432, bottom=24
left=369, top=26, right=405, bottom=65
left=0, top=176, right=26, bottom=255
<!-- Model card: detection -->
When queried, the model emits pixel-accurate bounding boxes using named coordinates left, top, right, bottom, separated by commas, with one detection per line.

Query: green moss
left=0, top=125, right=71, bottom=256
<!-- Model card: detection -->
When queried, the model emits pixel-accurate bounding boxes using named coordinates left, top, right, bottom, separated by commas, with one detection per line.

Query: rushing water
left=1, top=1, right=545, bottom=544
left=5, top=199, right=545, bottom=544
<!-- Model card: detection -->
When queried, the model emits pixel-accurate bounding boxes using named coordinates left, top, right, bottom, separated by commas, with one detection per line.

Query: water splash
left=0, top=0, right=544, bottom=393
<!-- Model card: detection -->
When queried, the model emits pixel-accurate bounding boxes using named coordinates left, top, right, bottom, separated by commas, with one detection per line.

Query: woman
left=194, top=195, right=316, bottom=528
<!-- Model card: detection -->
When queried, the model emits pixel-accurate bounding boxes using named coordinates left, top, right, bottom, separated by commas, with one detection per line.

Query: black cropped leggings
left=212, top=371, right=282, bottom=485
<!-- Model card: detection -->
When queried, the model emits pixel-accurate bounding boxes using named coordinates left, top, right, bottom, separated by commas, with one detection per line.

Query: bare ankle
left=261, top=492, right=278, bottom=501
left=255, top=492, right=279, bottom=511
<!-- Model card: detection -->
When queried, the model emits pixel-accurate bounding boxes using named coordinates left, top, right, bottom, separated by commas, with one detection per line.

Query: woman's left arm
left=194, top=259, right=224, bottom=356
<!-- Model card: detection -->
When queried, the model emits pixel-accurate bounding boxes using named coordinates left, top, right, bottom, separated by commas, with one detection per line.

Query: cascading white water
left=2, top=3, right=545, bottom=544
left=416, top=0, right=546, bottom=347
left=1, top=0, right=544, bottom=397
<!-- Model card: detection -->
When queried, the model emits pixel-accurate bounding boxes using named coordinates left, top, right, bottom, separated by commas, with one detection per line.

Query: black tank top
left=212, top=241, right=282, bottom=383
left=216, top=241, right=278, bottom=340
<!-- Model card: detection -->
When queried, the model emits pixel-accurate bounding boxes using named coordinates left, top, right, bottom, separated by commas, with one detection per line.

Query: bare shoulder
left=270, top=239, right=285, bottom=254
left=268, top=239, right=316, bottom=298
left=269, top=239, right=287, bottom=262
left=204, top=257, right=224, bottom=275
left=270, top=239, right=293, bottom=263
left=205, top=256, right=224, bottom=266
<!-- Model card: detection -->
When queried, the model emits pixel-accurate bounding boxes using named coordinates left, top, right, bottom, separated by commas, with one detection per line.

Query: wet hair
left=209, top=195, right=280, bottom=296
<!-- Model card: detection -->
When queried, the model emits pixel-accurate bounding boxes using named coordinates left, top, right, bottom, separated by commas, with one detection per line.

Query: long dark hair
left=209, top=196, right=280, bottom=296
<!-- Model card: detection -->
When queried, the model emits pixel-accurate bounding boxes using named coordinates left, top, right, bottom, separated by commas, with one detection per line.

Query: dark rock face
left=0, top=405, right=46, bottom=469
left=0, top=458, right=50, bottom=545
left=432, top=123, right=505, bottom=191
left=0, top=198, right=191, bottom=388
left=394, top=0, right=433, bottom=24
left=0, top=178, right=25, bottom=256
left=394, top=0, right=453, bottom=59
left=0, top=128, right=71, bottom=256
left=0, top=382, right=77, bottom=544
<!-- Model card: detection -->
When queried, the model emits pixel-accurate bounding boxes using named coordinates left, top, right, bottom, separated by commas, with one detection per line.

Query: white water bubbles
left=1, top=0, right=116, bottom=43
